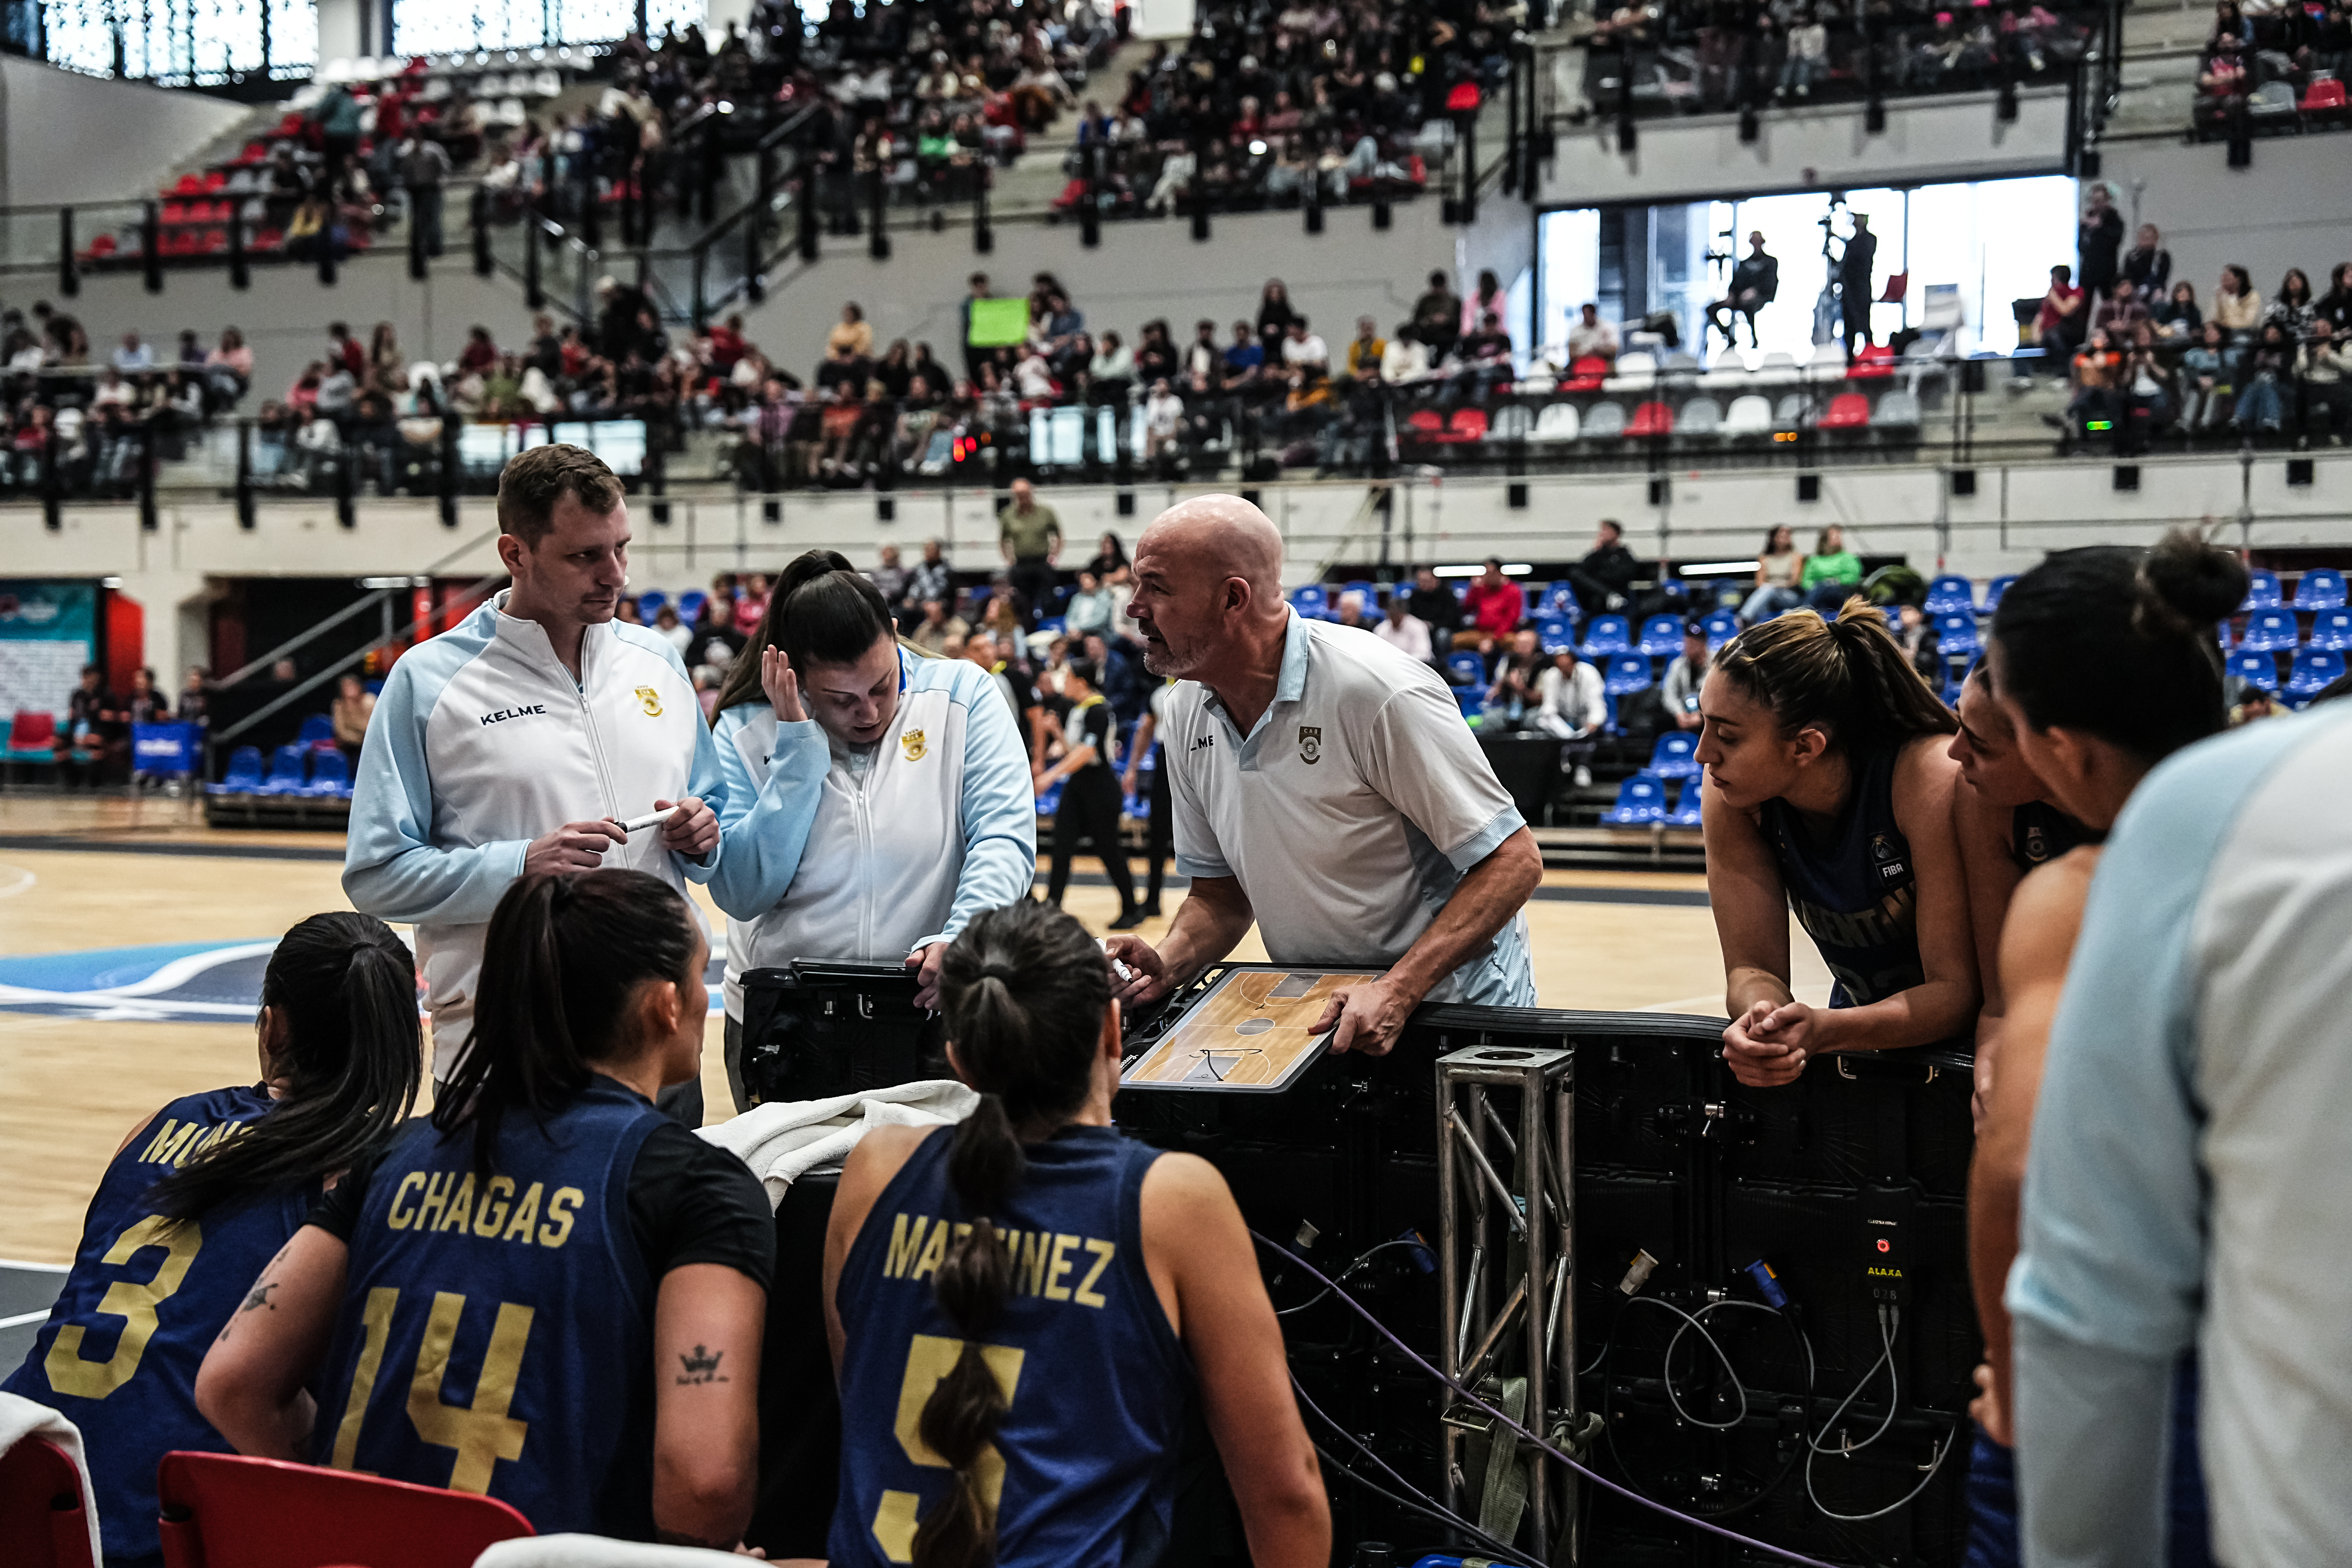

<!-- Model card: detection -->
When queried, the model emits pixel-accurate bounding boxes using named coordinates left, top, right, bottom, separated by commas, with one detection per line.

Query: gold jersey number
left=870, top=1333, right=1028, bottom=1564
left=327, top=1286, right=534, bottom=1494
left=43, top=1214, right=203, bottom=1400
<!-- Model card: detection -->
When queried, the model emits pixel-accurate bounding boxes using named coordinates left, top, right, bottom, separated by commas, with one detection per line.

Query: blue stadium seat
left=296, top=713, right=335, bottom=746
left=1289, top=585, right=1331, bottom=620
left=1535, top=616, right=1577, bottom=655
left=1455, top=688, right=1487, bottom=721
left=258, top=744, right=309, bottom=795
left=2293, top=568, right=2348, bottom=611
left=1636, top=614, right=1685, bottom=658
left=1034, top=617, right=1067, bottom=635
left=2238, top=608, right=2300, bottom=655
left=1539, top=582, right=1578, bottom=615
left=208, top=746, right=266, bottom=795
left=1035, top=779, right=1064, bottom=815
left=1665, top=780, right=1705, bottom=827
left=1581, top=614, right=1632, bottom=657
left=1445, top=651, right=1487, bottom=686
left=1124, top=792, right=1150, bottom=820
left=1934, top=612, right=1982, bottom=657
left=678, top=590, right=709, bottom=623
left=303, top=749, right=352, bottom=797
left=1647, top=731, right=1700, bottom=779
left=1603, top=653, right=1653, bottom=695
left=1924, top=574, right=1977, bottom=615
left=2286, top=648, right=2345, bottom=700
left=1700, top=610, right=1740, bottom=648
left=2239, top=570, right=2282, bottom=612
left=2309, top=608, right=2352, bottom=652
left=1600, top=772, right=1669, bottom=825
left=1983, top=574, right=2018, bottom=614
left=2227, top=649, right=2280, bottom=692
left=635, top=589, right=669, bottom=619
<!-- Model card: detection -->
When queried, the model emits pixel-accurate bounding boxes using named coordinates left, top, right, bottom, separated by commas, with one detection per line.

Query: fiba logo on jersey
left=1870, top=832, right=1907, bottom=883
left=1298, top=726, right=1323, bottom=765
left=2024, top=822, right=2048, bottom=862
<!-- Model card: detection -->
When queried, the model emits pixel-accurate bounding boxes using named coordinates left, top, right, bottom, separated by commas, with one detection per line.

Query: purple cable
left=1253, top=1230, right=1843, bottom=1568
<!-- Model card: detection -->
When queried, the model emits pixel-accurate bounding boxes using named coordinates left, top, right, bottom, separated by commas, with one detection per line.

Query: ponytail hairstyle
left=715, top=548, right=899, bottom=714
left=1989, top=528, right=2245, bottom=763
left=438, top=870, right=701, bottom=1176
left=1715, top=595, right=1959, bottom=749
left=913, top=901, right=1113, bottom=1568
left=150, top=912, right=422, bottom=1221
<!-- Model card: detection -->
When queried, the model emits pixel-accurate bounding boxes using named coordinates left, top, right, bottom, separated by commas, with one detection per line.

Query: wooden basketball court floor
left=0, top=792, right=1832, bottom=1363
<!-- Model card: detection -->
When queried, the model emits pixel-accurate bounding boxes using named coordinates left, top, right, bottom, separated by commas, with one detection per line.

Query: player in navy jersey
left=823, top=900, right=1328, bottom=1568
left=197, top=870, right=773, bottom=1550
left=5, top=912, right=422, bottom=1568
left=1695, top=596, right=1979, bottom=1087
left=1946, top=665, right=2098, bottom=1123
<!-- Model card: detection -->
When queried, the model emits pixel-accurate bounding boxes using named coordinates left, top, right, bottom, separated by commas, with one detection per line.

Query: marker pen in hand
left=618, top=807, right=678, bottom=837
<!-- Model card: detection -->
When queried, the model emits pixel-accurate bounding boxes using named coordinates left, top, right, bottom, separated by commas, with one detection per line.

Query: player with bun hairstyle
left=197, top=870, right=773, bottom=1548
left=1697, top=595, right=1975, bottom=1087
left=5, top=913, right=422, bottom=1565
left=822, top=900, right=1329, bottom=1568
left=1962, top=532, right=2242, bottom=1563
left=708, top=548, right=1033, bottom=1112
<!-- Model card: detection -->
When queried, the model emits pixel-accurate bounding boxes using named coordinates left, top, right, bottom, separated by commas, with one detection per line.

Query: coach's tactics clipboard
left=1119, top=966, right=1384, bottom=1093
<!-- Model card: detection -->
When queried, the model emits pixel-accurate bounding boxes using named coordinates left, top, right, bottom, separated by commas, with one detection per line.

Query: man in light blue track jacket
left=343, top=444, right=725, bottom=1124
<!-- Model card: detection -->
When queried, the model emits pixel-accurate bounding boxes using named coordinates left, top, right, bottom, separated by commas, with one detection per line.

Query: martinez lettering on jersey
left=879, top=1211, right=1117, bottom=1307
left=383, top=1170, right=587, bottom=1249
left=136, top=1115, right=253, bottom=1168
left=479, top=704, right=550, bottom=726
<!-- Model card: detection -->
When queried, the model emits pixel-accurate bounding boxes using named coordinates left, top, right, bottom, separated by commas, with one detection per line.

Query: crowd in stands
left=2026, top=185, right=2352, bottom=451
left=2191, top=0, right=2352, bottom=137
left=1573, top=0, right=2100, bottom=119
left=1, top=302, right=253, bottom=496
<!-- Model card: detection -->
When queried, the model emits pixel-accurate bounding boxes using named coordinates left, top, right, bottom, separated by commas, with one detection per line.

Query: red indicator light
left=1876, top=1239, right=1890, bottom=1253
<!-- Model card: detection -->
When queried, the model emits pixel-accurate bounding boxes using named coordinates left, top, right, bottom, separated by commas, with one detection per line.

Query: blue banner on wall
left=0, top=580, right=100, bottom=722
left=0, top=581, right=96, bottom=643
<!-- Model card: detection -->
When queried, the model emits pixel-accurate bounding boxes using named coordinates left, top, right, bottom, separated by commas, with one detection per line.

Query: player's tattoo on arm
left=239, top=1281, right=278, bottom=1314
left=215, top=1238, right=296, bottom=1342
left=674, top=1344, right=729, bottom=1385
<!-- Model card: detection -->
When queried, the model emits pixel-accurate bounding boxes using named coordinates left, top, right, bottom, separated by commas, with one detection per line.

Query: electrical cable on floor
left=1252, top=1229, right=1846, bottom=1568
left=1311, top=1442, right=1549, bottom=1568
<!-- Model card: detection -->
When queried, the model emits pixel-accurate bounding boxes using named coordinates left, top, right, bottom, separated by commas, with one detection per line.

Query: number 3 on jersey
left=44, top=1215, right=203, bottom=1399
left=871, top=1334, right=1027, bottom=1563
left=329, top=1286, right=535, bottom=1493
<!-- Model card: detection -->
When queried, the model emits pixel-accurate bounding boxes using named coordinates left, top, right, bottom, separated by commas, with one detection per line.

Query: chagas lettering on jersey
left=382, top=1170, right=586, bottom=1249
left=136, top=1115, right=253, bottom=1169
left=879, top=1212, right=1116, bottom=1308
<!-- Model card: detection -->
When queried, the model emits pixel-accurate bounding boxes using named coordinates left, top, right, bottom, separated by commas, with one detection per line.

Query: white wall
left=16, top=447, right=2346, bottom=677
left=2095, top=134, right=2352, bottom=307
left=0, top=57, right=251, bottom=208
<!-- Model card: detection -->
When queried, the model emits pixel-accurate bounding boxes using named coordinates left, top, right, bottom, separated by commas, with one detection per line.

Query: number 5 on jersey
left=871, top=1334, right=1026, bottom=1563
left=330, top=1286, right=535, bottom=1493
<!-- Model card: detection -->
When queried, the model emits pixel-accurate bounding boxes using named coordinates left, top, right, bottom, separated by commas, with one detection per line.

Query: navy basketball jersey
left=1759, top=745, right=1925, bottom=1008
left=311, top=1078, right=665, bottom=1538
left=3, top=1085, right=308, bottom=1568
left=2010, top=799, right=2095, bottom=874
left=829, top=1125, right=1191, bottom=1568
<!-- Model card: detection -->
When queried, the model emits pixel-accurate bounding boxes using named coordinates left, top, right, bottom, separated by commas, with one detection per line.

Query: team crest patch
left=1298, top=725, right=1322, bottom=765
left=634, top=685, right=663, bottom=717
left=901, top=728, right=928, bottom=761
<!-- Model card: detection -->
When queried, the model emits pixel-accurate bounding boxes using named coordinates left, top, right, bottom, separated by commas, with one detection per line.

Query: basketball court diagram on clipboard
left=1120, top=967, right=1383, bottom=1093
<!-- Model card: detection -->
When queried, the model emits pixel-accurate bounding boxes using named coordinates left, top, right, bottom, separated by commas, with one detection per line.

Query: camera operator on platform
left=1103, top=495, right=1544, bottom=1057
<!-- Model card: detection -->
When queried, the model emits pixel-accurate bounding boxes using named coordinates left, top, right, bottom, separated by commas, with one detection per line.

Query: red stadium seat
left=1819, top=392, right=1873, bottom=429
left=1847, top=345, right=1897, bottom=379
left=1562, top=355, right=1609, bottom=392
left=202, top=169, right=228, bottom=191
left=172, top=173, right=202, bottom=196
left=1446, top=81, right=1482, bottom=112
left=1440, top=407, right=1490, bottom=443
left=0, top=1435, right=95, bottom=1568
left=1401, top=408, right=1446, bottom=442
left=1626, top=399, right=1674, bottom=438
left=156, top=1452, right=531, bottom=1568
left=2303, top=78, right=2347, bottom=119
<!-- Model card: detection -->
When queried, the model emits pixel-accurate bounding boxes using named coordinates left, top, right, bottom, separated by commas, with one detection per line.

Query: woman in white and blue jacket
left=706, top=550, right=1036, bottom=1112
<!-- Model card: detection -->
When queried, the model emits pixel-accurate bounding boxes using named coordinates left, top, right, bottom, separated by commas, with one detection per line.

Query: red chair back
left=156, top=1452, right=532, bottom=1568
left=1444, top=407, right=1490, bottom=442
left=1821, top=392, right=1873, bottom=427
left=0, top=1436, right=96, bottom=1568
left=1626, top=399, right=1674, bottom=437
left=11, top=710, right=58, bottom=749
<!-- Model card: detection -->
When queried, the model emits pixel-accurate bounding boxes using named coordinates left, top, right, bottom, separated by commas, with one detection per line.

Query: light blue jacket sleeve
left=2009, top=719, right=2308, bottom=1566
left=705, top=703, right=830, bottom=921
left=340, top=652, right=528, bottom=925
left=915, top=668, right=1040, bottom=949
left=644, top=627, right=727, bottom=885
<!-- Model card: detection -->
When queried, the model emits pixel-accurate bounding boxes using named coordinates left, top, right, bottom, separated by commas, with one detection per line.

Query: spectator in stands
left=905, top=539, right=953, bottom=623
left=177, top=666, right=210, bottom=734
left=2179, top=319, right=2237, bottom=432
left=330, top=673, right=374, bottom=770
left=1455, top=312, right=1516, bottom=401
left=2121, top=343, right=2177, bottom=452
left=1142, top=378, right=1185, bottom=462
left=1485, top=628, right=1547, bottom=726
left=2213, top=264, right=2262, bottom=337
left=1413, top=271, right=1463, bottom=363
left=1840, top=213, right=1878, bottom=362
left=111, top=332, right=152, bottom=373
left=204, top=328, right=251, bottom=408
left=1223, top=319, right=1267, bottom=388
left=1778, top=11, right=1829, bottom=96
left=1568, top=302, right=1619, bottom=365
left=2232, top=322, right=2294, bottom=435
left=1459, top=559, right=1524, bottom=651
left=1536, top=647, right=1603, bottom=785
left=867, top=544, right=909, bottom=610
left=2153, top=281, right=2202, bottom=340
left=1800, top=525, right=1863, bottom=610
left=1281, top=317, right=1330, bottom=378
left=1064, top=571, right=1118, bottom=639
left=907, top=597, right=969, bottom=655
left=1894, top=602, right=1945, bottom=684
left=2027, top=263, right=2086, bottom=375
left=2092, top=277, right=2149, bottom=337
left=59, top=663, right=123, bottom=787
left=1566, top=518, right=1641, bottom=617
left=1661, top=620, right=1713, bottom=730
left=2318, top=262, right=2352, bottom=335
left=999, top=478, right=1062, bottom=624
left=1254, top=280, right=1300, bottom=365
left=1344, top=317, right=1387, bottom=382
left=1744, top=525, right=1806, bottom=623
left=651, top=603, right=692, bottom=658
left=2120, top=223, right=2172, bottom=297
left=2058, top=327, right=2124, bottom=447
left=2264, top=267, right=2317, bottom=336
left=2077, top=183, right=2124, bottom=300
left=1381, top=324, right=1430, bottom=386
left=2297, top=318, right=2350, bottom=441
left=1332, top=594, right=1369, bottom=631
left=1407, top=565, right=1463, bottom=645
left=1375, top=590, right=1433, bottom=662
left=1087, top=533, right=1129, bottom=585
left=1707, top=232, right=1781, bottom=351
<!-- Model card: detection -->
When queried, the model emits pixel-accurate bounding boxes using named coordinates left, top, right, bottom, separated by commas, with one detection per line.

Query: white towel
left=0, top=1390, right=102, bottom=1565
left=475, top=1533, right=778, bottom=1567
left=698, top=1079, right=978, bottom=1208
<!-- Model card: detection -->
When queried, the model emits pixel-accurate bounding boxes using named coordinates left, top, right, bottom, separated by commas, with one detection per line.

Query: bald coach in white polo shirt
left=1103, top=494, right=1544, bottom=1056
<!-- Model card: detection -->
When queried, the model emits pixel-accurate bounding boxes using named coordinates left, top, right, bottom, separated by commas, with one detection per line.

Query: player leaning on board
left=343, top=443, right=724, bottom=1124
left=1105, top=495, right=1545, bottom=1056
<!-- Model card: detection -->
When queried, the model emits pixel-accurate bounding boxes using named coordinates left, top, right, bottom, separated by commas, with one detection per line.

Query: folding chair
left=156, top=1451, right=531, bottom=1568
